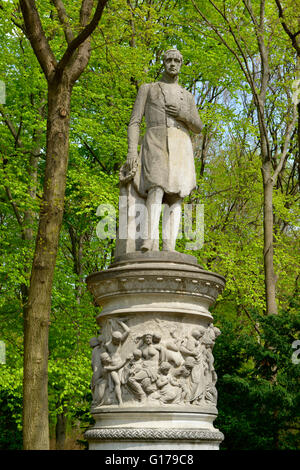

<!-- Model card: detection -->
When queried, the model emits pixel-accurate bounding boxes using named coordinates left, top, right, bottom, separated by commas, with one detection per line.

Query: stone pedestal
left=85, top=252, right=225, bottom=450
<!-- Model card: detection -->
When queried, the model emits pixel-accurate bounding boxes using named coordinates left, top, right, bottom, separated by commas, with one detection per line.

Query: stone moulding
left=86, top=253, right=225, bottom=311
left=84, top=427, right=224, bottom=442
left=88, top=275, right=223, bottom=301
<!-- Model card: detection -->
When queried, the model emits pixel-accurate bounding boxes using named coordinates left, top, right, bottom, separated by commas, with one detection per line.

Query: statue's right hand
left=126, top=153, right=138, bottom=166
left=119, top=154, right=138, bottom=183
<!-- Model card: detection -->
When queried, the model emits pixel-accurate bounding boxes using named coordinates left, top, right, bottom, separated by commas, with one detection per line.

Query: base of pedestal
left=86, top=432, right=223, bottom=450
left=84, top=409, right=224, bottom=450
left=85, top=252, right=225, bottom=451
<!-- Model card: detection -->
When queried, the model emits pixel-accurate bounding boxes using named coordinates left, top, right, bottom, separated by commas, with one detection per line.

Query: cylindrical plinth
left=85, top=252, right=225, bottom=450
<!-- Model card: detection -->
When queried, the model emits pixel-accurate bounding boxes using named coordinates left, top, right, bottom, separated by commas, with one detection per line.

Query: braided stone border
left=84, top=427, right=224, bottom=442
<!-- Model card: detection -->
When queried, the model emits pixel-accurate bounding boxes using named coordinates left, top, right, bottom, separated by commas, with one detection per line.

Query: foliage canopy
left=0, top=0, right=299, bottom=450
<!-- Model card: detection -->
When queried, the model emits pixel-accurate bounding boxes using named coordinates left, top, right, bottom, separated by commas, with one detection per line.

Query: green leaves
left=215, top=310, right=300, bottom=449
left=0, top=0, right=299, bottom=450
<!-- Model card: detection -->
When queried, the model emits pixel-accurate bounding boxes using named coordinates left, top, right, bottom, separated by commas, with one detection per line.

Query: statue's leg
left=110, top=371, right=123, bottom=405
left=141, top=186, right=163, bottom=252
left=162, top=196, right=182, bottom=251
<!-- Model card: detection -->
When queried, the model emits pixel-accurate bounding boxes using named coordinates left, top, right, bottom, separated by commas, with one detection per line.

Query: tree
left=189, top=0, right=298, bottom=315
left=17, top=0, right=108, bottom=450
left=274, top=0, right=300, bottom=156
left=0, top=0, right=298, bottom=451
left=212, top=308, right=300, bottom=449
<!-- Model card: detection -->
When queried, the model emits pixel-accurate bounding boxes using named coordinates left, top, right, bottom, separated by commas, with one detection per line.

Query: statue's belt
left=147, top=122, right=189, bottom=133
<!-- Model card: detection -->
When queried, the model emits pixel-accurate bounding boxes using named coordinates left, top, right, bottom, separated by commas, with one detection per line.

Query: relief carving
left=90, top=318, right=220, bottom=409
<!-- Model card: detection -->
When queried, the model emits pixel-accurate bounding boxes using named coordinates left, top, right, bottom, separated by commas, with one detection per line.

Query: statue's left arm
left=178, top=92, right=203, bottom=134
left=166, top=91, right=203, bottom=134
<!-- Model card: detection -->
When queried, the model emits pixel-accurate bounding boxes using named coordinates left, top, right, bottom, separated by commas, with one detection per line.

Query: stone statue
left=87, top=62, right=225, bottom=445
left=104, top=320, right=131, bottom=405
left=119, top=49, right=202, bottom=252
left=149, top=362, right=182, bottom=404
left=93, top=352, right=112, bottom=406
left=90, top=336, right=103, bottom=405
left=179, top=327, right=206, bottom=359
left=123, top=349, right=148, bottom=402
left=152, top=332, right=183, bottom=367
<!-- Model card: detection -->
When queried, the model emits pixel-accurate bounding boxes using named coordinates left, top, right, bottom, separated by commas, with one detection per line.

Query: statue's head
left=152, top=333, right=162, bottom=344
left=184, top=356, right=196, bottom=371
left=112, top=331, right=123, bottom=344
left=100, top=352, right=111, bottom=365
left=143, top=333, right=153, bottom=345
left=132, top=349, right=142, bottom=360
left=163, top=49, right=183, bottom=77
left=159, top=361, right=171, bottom=375
left=191, top=326, right=206, bottom=341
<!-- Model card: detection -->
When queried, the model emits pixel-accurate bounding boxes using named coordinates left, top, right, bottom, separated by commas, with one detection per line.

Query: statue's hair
left=112, top=331, right=122, bottom=339
left=163, top=49, right=183, bottom=63
left=160, top=361, right=171, bottom=371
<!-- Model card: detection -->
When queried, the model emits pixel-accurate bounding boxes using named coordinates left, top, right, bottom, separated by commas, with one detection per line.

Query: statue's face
left=163, top=53, right=182, bottom=77
left=192, top=329, right=201, bottom=340
left=152, top=334, right=161, bottom=344
left=144, top=334, right=153, bottom=345
left=100, top=353, right=110, bottom=365
left=160, top=364, right=170, bottom=375
left=112, top=332, right=122, bottom=345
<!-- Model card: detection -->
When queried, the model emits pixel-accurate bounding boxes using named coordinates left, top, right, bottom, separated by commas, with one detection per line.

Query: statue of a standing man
left=121, top=49, right=202, bottom=252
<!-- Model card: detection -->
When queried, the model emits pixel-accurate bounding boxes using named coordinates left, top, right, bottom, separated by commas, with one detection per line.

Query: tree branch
left=82, top=139, right=107, bottom=171
left=5, top=185, right=24, bottom=227
left=192, top=0, right=271, bottom=160
left=54, top=0, right=108, bottom=81
left=242, top=1, right=270, bottom=118
left=275, top=0, right=300, bottom=56
left=51, top=0, right=75, bottom=44
left=272, top=104, right=298, bottom=183
left=191, top=0, right=250, bottom=83
left=19, top=0, right=57, bottom=80
left=0, top=105, right=23, bottom=148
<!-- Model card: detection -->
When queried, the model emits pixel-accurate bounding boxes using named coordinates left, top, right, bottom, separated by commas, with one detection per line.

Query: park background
left=0, top=0, right=299, bottom=450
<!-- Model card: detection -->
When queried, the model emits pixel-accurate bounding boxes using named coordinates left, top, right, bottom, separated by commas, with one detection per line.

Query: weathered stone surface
left=117, top=49, right=203, bottom=255
left=85, top=252, right=225, bottom=449
left=87, top=253, right=224, bottom=319
left=85, top=408, right=224, bottom=450
left=85, top=50, right=225, bottom=450
left=112, top=250, right=200, bottom=267
left=90, top=315, right=220, bottom=411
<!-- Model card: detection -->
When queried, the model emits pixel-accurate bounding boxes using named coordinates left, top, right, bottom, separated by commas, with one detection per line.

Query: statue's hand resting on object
left=119, top=153, right=138, bottom=184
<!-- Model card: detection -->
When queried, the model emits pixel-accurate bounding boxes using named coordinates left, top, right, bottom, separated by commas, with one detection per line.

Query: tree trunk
left=19, top=0, right=108, bottom=451
left=23, top=126, right=43, bottom=241
left=261, top=160, right=278, bottom=315
left=55, top=409, right=67, bottom=450
left=23, top=79, right=71, bottom=450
